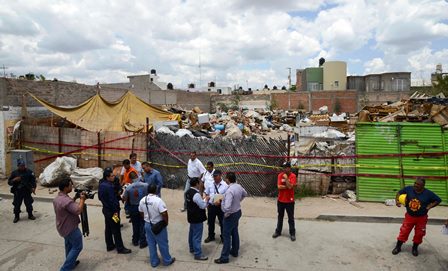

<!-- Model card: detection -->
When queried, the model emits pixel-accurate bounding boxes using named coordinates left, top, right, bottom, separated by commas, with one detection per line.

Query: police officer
left=98, top=168, right=132, bottom=254
left=122, top=171, right=149, bottom=248
left=8, top=159, right=36, bottom=223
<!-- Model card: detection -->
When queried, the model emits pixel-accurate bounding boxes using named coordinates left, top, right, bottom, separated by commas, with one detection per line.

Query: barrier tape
left=25, top=144, right=448, bottom=171
left=24, top=140, right=448, bottom=160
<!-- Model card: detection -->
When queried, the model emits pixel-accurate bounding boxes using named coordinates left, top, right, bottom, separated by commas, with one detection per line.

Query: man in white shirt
left=202, top=161, right=215, bottom=192
left=204, top=170, right=228, bottom=243
left=139, top=184, right=175, bottom=268
left=180, top=151, right=206, bottom=212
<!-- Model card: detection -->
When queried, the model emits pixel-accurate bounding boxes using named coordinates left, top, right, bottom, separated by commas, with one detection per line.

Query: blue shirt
left=398, top=186, right=442, bottom=217
left=221, top=183, right=247, bottom=217
left=98, top=180, right=120, bottom=215
left=124, top=180, right=148, bottom=205
left=143, top=169, right=163, bottom=197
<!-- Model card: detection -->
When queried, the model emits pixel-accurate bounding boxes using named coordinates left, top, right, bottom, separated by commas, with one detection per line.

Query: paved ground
left=0, top=186, right=447, bottom=271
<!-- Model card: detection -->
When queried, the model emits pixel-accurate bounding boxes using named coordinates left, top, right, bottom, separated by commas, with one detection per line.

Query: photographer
left=53, top=178, right=86, bottom=271
left=98, top=168, right=132, bottom=254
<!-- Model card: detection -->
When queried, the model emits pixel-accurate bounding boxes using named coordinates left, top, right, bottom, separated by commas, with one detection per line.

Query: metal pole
left=146, top=117, right=150, bottom=161
left=97, top=132, right=101, bottom=168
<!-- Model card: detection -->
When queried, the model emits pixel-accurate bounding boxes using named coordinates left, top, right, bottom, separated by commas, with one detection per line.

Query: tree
left=289, top=84, right=296, bottom=91
left=432, top=74, right=448, bottom=96
left=334, top=98, right=342, bottom=113
left=39, top=74, right=46, bottom=81
left=25, top=73, right=36, bottom=80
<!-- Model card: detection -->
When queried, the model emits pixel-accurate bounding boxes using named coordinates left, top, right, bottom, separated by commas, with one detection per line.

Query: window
left=334, top=81, right=339, bottom=88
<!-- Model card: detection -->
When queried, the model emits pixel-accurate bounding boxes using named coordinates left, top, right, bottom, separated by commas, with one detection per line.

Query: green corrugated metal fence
left=356, top=122, right=448, bottom=205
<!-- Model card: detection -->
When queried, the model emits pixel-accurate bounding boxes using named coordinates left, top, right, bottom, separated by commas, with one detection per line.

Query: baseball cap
left=213, top=170, right=222, bottom=176
left=17, top=159, right=25, bottom=166
left=282, top=161, right=291, bottom=168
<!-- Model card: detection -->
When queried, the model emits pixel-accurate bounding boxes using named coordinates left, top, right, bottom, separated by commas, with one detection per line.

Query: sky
left=1, top=0, right=448, bottom=89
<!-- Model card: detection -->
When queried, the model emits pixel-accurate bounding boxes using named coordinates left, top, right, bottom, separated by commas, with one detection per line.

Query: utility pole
left=1, top=64, right=8, bottom=77
left=287, top=67, right=292, bottom=90
left=287, top=67, right=291, bottom=110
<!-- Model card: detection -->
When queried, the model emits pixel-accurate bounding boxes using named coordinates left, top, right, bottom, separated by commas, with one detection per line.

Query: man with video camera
left=53, top=178, right=86, bottom=271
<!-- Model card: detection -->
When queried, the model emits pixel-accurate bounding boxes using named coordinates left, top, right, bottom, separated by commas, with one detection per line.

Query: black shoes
left=272, top=232, right=281, bottom=238
left=117, top=248, right=132, bottom=254
left=13, top=215, right=19, bottom=223
left=194, top=255, right=208, bottom=261
left=412, top=243, right=419, bottom=257
left=140, top=243, right=148, bottom=249
left=107, top=246, right=116, bottom=252
left=290, top=235, right=296, bottom=242
left=392, top=241, right=403, bottom=255
left=214, top=258, right=229, bottom=264
left=74, top=260, right=80, bottom=267
left=204, top=236, right=215, bottom=243
left=166, top=257, right=176, bottom=266
left=28, top=214, right=36, bottom=220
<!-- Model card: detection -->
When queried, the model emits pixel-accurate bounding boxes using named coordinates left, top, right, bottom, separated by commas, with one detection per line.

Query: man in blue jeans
left=186, top=177, right=210, bottom=260
left=139, top=184, right=175, bottom=267
left=214, top=172, right=247, bottom=264
left=53, top=178, right=86, bottom=271
left=122, top=171, right=148, bottom=248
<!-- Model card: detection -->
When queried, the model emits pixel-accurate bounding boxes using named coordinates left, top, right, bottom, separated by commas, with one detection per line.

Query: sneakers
left=204, top=236, right=215, bottom=243
left=194, top=255, right=208, bottom=261
left=272, top=232, right=281, bottom=238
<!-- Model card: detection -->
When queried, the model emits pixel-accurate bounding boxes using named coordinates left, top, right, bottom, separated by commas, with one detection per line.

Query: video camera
left=73, top=186, right=96, bottom=237
left=74, top=188, right=96, bottom=200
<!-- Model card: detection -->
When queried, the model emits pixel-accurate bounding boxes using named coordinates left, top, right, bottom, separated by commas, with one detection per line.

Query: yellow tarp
left=29, top=91, right=180, bottom=132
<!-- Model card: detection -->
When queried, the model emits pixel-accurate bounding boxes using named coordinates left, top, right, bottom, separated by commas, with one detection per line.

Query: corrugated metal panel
left=356, top=123, right=401, bottom=202
left=356, top=122, right=448, bottom=204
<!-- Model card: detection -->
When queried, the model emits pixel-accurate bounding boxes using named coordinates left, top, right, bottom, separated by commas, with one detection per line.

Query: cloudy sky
left=1, top=0, right=447, bottom=89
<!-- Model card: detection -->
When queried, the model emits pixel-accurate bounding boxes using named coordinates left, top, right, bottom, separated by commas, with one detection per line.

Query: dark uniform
left=8, top=166, right=36, bottom=222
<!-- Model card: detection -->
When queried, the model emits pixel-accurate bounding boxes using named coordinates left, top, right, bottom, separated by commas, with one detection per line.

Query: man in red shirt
left=272, top=162, right=297, bottom=241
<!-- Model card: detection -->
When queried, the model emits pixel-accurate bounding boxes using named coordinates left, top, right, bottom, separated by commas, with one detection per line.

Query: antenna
left=1, top=64, right=8, bottom=77
left=198, top=50, right=202, bottom=89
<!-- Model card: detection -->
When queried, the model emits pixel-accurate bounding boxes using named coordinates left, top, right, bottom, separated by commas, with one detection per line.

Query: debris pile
left=359, top=92, right=448, bottom=127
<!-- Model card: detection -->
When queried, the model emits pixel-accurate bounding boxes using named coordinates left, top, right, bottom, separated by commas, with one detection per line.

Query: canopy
left=29, top=91, right=180, bottom=132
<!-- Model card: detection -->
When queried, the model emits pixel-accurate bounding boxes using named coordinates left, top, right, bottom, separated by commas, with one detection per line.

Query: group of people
left=7, top=153, right=447, bottom=270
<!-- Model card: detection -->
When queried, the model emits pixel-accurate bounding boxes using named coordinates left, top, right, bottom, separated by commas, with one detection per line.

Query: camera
left=74, top=188, right=96, bottom=200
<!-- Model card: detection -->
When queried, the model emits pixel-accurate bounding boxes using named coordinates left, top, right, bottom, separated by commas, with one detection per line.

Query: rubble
left=359, top=91, right=448, bottom=127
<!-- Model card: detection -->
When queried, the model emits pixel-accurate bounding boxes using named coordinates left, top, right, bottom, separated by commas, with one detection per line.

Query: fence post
left=97, top=132, right=101, bottom=168
left=58, top=127, right=62, bottom=154
left=287, top=134, right=291, bottom=161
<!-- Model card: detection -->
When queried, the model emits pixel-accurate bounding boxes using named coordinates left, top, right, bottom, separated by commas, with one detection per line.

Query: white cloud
left=0, top=0, right=447, bottom=89
left=364, top=58, right=389, bottom=74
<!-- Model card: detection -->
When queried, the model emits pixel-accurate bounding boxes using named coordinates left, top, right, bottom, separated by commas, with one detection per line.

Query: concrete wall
left=272, top=91, right=358, bottom=113
left=360, top=91, right=411, bottom=107
left=0, top=78, right=99, bottom=107
left=323, top=61, right=347, bottom=90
